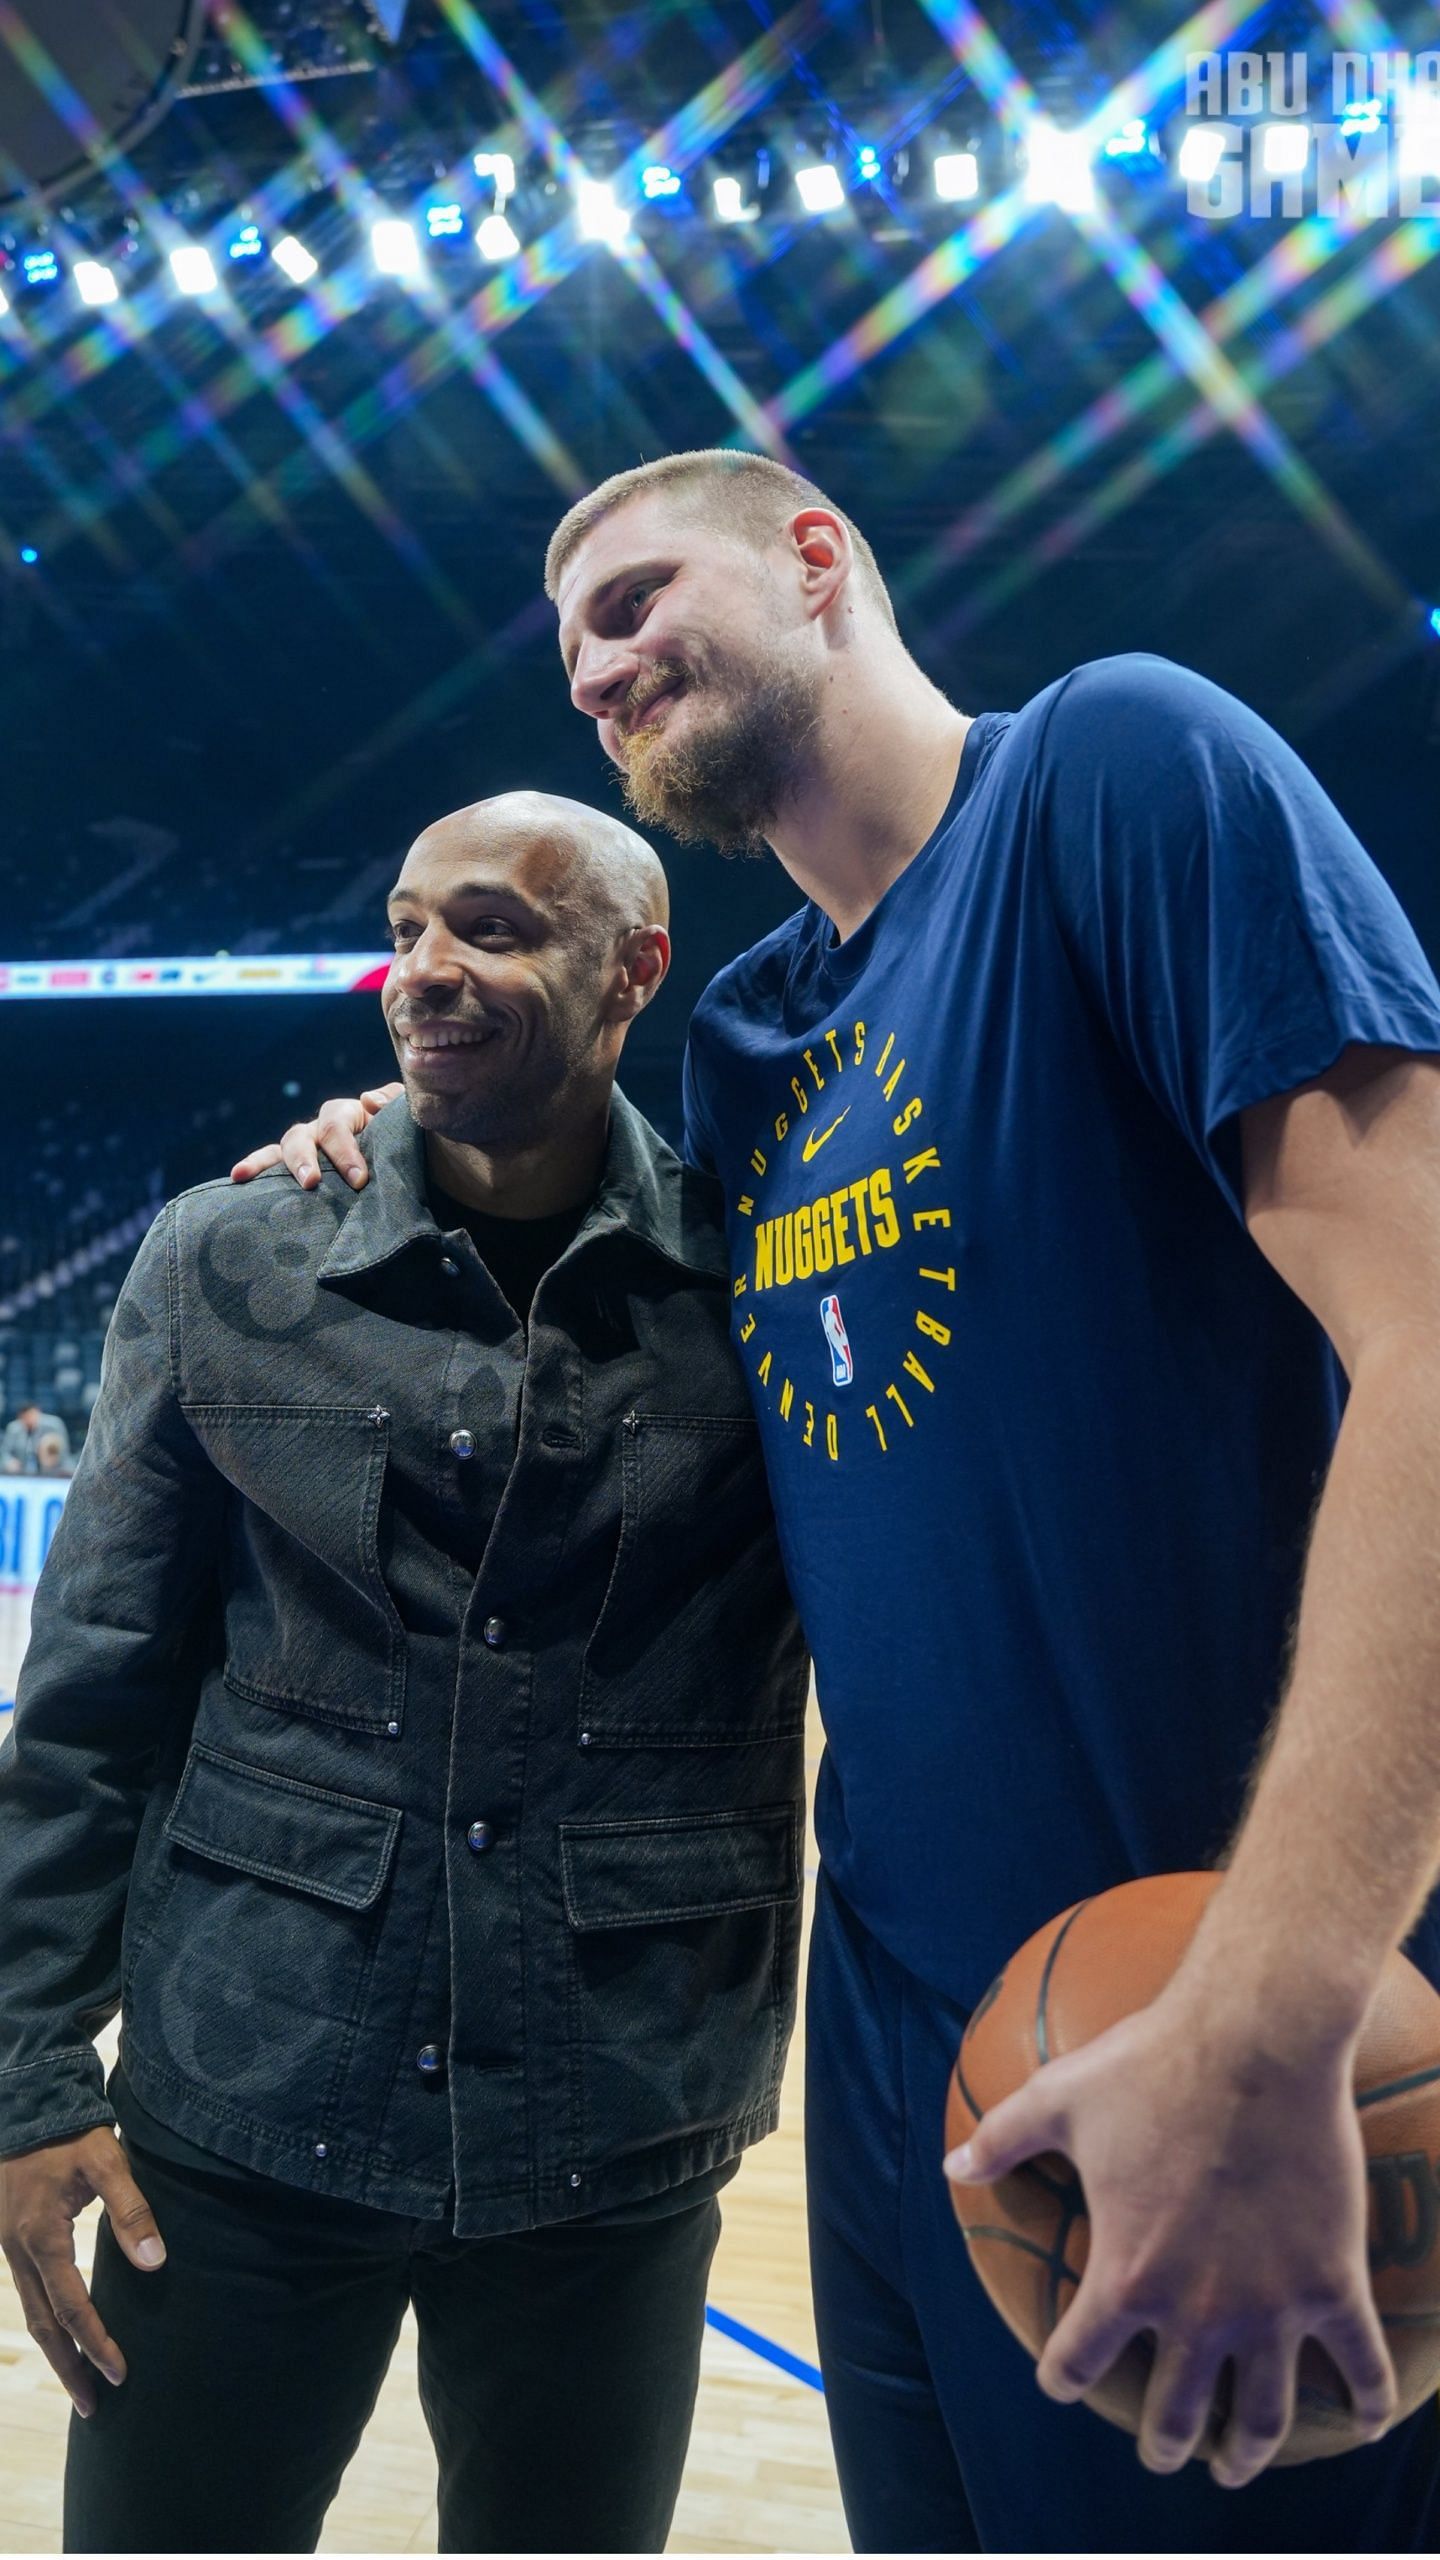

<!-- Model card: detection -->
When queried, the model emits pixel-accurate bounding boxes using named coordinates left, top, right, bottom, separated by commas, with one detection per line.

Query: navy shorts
left=805, top=1870, right=1440, bottom=2553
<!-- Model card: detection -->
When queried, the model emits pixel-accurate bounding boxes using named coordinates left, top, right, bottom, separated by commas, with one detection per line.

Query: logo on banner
left=1178, top=52, right=1440, bottom=218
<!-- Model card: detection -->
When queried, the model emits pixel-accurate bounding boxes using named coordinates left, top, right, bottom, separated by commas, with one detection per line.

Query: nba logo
left=820, top=1294, right=854, bottom=1387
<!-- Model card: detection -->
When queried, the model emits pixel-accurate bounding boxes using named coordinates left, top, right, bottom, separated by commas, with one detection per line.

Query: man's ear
left=788, top=507, right=852, bottom=617
left=611, top=924, right=671, bottom=1021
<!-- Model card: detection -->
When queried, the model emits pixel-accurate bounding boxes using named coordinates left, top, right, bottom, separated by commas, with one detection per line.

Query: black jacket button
left=467, top=1820, right=494, bottom=1852
left=416, top=2044, right=443, bottom=2075
left=482, top=1615, right=506, bottom=1648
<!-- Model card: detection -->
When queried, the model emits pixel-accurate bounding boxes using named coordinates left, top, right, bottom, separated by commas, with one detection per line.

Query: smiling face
left=380, top=795, right=666, bottom=1150
left=556, top=491, right=825, bottom=855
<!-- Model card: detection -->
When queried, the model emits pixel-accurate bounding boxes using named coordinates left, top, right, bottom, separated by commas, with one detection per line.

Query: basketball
left=945, top=1872, right=1440, bottom=2466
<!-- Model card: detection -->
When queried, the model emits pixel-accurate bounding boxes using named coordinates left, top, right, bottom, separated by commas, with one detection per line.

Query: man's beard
left=405, top=1074, right=548, bottom=1150
left=616, top=648, right=821, bottom=856
left=397, top=1019, right=588, bottom=1152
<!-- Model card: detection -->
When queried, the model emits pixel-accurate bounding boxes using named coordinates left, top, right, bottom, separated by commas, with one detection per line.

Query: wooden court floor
left=0, top=1707, right=848, bottom=2555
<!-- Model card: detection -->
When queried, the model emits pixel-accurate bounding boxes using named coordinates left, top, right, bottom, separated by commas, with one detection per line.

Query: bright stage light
left=271, top=234, right=318, bottom=284
left=19, top=546, right=38, bottom=564
left=1399, top=88, right=1440, bottom=179
left=1176, top=126, right=1229, bottom=183
left=371, top=218, right=421, bottom=277
left=856, top=145, right=881, bottom=182
left=476, top=212, right=519, bottom=261
left=473, top=152, right=516, bottom=200
left=1339, top=99, right=1384, bottom=138
left=1103, top=118, right=1151, bottom=161
left=1023, top=118, right=1094, bottom=212
left=933, top=151, right=979, bottom=202
left=73, top=260, right=119, bottom=307
left=228, top=223, right=263, bottom=261
left=576, top=178, right=630, bottom=247
left=170, top=244, right=219, bottom=296
left=0, top=286, right=9, bottom=315
left=426, top=203, right=465, bottom=238
left=21, top=249, right=59, bottom=286
left=641, top=164, right=681, bottom=199
left=795, top=161, right=845, bottom=214
left=1430, top=606, right=1440, bottom=639
left=1260, top=122, right=1310, bottom=175
left=712, top=174, right=758, bottom=223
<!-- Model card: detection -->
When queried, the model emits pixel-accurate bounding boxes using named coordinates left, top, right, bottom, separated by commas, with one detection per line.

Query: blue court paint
left=705, top=2304, right=825, bottom=2392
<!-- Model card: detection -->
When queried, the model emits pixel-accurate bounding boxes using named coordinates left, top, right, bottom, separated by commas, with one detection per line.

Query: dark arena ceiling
left=2, top=0, right=1439, bottom=1056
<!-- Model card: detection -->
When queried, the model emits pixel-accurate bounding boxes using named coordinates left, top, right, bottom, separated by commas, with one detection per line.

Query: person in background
left=1, top=1401, right=71, bottom=1476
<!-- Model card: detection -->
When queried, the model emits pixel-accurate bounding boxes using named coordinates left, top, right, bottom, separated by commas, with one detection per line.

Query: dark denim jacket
left=0, top=1094, right=809, bottom=2235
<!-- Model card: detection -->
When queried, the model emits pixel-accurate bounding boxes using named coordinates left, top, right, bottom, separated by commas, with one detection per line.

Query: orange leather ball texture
left=945, top=1872, right=1440, bottom=2465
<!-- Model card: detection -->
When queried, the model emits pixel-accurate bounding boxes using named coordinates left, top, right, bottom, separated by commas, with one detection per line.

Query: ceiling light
left=170, top=243, right=219, bottom=296
left=794, top=162, right=845, bottom=214
left=1400, top=88, right=1440, bottom=178
left=1176, top=125, right=1229, bottom=183
left=271, top=234, right=318, bottom=284
left=1103, top=118, right=1151, bottom=161
left=712, top=174, right=758, bottom=224
left=371, top=218, right=421, bottom=278
left=576, top=178, right=630, bottom=247
left=1339, top=99, right=1384, bottom=138
left=1023, top=118, right=1094, bottom=212
left=473, top=152, right=516, bottom=200
left=1260, top=122, right=1310, bottom=174
left=933, top=151, right=979, bottom=202
left=73, top=260, right=119, bottom=306
left=476, top=212, right=520, bottom=261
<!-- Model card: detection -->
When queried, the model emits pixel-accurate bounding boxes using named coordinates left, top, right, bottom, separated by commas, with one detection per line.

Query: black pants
left=63, top=2141, right=721, bottom=2555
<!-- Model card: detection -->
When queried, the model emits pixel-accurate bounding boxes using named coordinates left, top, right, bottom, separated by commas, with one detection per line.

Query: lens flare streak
left=3, top=0, right=1434, bottom=681
left=929, top=217, right=1440, bottom=648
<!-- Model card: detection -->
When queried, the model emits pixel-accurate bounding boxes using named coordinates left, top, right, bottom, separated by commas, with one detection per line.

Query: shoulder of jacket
left=165, top=1164, right=352, bottom=1251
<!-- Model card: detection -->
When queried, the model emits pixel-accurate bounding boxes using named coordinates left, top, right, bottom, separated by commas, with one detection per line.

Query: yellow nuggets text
left=751, top=1166, right=902, bottom=1292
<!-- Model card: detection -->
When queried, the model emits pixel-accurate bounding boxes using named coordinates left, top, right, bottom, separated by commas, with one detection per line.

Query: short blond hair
left=543, top=448, right=898, bottom=635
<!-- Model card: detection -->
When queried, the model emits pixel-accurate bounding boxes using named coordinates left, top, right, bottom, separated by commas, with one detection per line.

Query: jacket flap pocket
left=162, top=1745, right=401, bottom=1910
left=561, top=1806, right=800, bottom=1932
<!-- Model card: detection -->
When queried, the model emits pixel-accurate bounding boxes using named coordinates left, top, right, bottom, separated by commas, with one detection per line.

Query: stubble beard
left=616, top=648, right=823, bottom=857
left=397, top=1005, right=598, bottom=1154
left=404, top=1080, right=532, bottom=1151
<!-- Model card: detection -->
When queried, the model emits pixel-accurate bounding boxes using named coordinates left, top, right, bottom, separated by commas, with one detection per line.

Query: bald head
left=382, top=788, right=672, bottom=1159
left=411, top=790, right=668, bottom=953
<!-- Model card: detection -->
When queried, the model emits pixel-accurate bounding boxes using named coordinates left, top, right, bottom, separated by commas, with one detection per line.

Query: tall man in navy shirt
left=252, top=449, right=1440, bottom=2552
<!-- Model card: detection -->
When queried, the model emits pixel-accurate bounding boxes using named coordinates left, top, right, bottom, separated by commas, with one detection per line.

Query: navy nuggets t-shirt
left=683, top=654, right=1440, bottom=2007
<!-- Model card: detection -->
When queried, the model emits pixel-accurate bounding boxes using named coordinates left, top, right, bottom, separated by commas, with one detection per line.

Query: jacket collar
left=317, top=1087, right=728, bottom=1289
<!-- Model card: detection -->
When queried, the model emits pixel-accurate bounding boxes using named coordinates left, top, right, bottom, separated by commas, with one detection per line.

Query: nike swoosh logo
left=801, top=1105, right=851, bottom=1164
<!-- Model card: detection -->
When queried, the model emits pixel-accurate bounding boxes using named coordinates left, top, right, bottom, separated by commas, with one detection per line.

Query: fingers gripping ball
left=945, top=1872, right=1440, bottom=2465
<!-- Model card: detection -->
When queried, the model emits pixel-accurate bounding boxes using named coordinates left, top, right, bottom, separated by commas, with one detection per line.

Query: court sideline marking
left=706, top=2303, right=825, bottom=2392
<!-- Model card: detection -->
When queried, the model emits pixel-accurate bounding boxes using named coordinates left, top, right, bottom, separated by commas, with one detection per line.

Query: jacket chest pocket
left=578, top=1414, right=808, bottom=1748
left=187, top=1402, right=407, bottom=1734
left=127, top=1745, right=401, bottom=2120
left=561, top=1805, right=801, bottom=2164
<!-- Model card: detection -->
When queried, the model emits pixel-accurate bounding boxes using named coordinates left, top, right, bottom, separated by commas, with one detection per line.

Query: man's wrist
left=1161, top=1901, right=1374, bottom=2077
